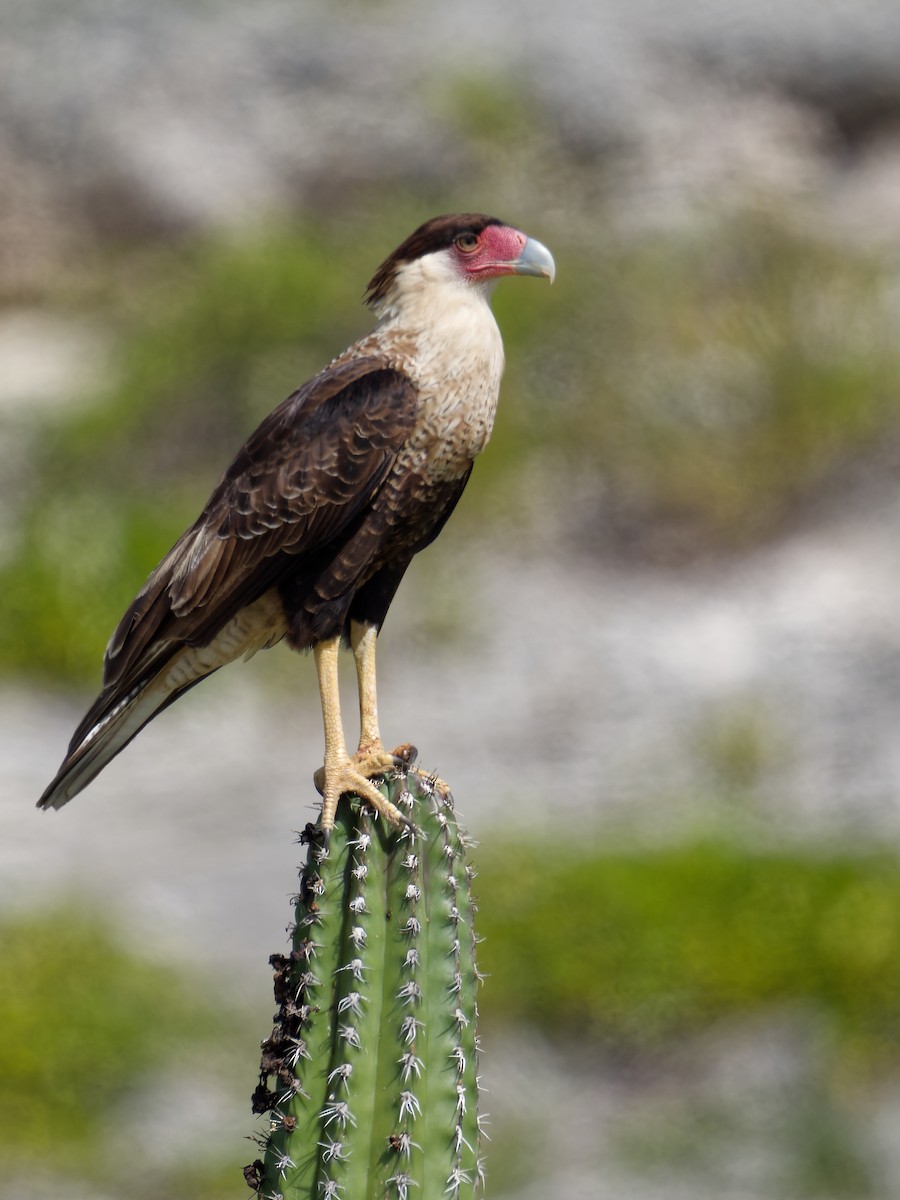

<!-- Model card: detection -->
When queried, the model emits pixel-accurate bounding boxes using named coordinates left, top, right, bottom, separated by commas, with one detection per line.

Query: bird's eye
left=454, top=232, right=479, bottom=253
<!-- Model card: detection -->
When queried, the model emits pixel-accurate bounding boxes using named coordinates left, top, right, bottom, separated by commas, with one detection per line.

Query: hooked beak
left=513, top=235, right=556, bottom=283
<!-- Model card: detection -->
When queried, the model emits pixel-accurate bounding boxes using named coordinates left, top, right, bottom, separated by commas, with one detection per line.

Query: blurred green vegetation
left=612, top=1074, right=880, bottom=1199
left=1, top=207, right=898, bottom=682
left=477, top=840, right=900, bottom=1078
left=5, top=841, right=900, bottom=1195
left=488, top=211, right=900, bottom=557
left=0, top=906, right=249, bottom=1198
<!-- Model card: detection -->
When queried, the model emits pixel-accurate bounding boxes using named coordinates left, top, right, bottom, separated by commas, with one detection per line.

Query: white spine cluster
left=433, top=782, right=482, bottom=1199
left=252, top=771, right=483, bottom=1199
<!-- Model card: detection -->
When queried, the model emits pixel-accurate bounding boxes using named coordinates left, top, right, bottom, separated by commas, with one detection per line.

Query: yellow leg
left=351, top=620, right=386, bottom=755
left=314, top=635, right=348, bottom=773
left=351, top=619, right=418, bottom=777
left=313, top=633, right=407, bottom=831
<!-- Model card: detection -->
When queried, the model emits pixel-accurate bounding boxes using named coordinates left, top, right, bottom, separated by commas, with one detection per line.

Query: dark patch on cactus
left=245, top=768, right=484, bottom=1199
left=243, top=1160, right=265, bottom=1190
left=298, top=822, right=321, bottom=846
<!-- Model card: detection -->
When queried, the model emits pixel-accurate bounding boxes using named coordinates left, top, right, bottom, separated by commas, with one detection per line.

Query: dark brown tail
left=37, top=659, right=212, bottom=810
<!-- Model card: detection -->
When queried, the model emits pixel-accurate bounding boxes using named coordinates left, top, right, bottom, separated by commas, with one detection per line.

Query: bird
left=38, top=213, right=555, bottom=830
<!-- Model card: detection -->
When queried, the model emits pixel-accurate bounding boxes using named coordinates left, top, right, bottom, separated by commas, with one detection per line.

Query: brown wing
left=103, top=357, right=417, bottom=691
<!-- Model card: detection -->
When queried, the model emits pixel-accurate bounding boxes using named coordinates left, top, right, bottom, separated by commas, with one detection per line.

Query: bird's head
left=366, top=214, right=555, bottom=318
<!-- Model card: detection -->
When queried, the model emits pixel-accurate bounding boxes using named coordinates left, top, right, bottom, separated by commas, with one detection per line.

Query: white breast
left=373, top=252, right=506, bottom=478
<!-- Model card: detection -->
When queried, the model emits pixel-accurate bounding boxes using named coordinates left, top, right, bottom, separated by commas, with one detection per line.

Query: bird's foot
left=313, top=743, right=418, bottom=832
left=429, top=772, right=453, bottom=801
left=354, top=740, right=418, bottom=779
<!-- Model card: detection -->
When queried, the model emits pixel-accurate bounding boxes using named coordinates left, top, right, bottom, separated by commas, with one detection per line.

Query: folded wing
left=38, top=358, right=417, bottom=809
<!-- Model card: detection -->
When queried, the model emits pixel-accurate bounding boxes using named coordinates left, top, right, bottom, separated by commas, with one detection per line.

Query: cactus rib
left=246, top=768, right=483, bottom=1200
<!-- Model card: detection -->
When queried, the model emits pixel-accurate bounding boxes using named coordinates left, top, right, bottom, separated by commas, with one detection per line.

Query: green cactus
left=245, top=766, right=484, bottom=1200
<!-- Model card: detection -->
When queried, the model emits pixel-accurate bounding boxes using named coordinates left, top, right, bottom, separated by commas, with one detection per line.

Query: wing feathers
left=39, top=589, right=288, bottom=810
left=102, top=360, right=416, bottom=691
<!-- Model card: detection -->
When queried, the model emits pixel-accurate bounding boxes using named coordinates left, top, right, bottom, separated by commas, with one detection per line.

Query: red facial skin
left=452, top=225, right=528, bottom=281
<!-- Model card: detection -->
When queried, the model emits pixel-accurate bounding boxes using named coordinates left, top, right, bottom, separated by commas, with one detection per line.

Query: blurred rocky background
left=4, top=0, right=900, bottom=1196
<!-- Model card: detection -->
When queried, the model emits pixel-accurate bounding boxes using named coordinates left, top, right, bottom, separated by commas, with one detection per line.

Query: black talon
left=391, top=742, right=418, bottom=767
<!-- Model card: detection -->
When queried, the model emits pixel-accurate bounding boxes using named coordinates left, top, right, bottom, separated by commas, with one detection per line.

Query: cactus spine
left=246, top=767, right=483, bottom=1200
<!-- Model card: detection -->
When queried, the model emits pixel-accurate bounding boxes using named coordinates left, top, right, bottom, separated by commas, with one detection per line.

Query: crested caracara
left=38, top=214, right=555, bottom=828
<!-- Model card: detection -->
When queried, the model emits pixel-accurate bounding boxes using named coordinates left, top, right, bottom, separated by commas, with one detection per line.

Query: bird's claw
left=351, top=741, right=417, bottom=780
left=390, top=742, right=418, bottom=768
left=312, top=743, right=414, bottom=796
left=314, top=745, right=417, bottom=832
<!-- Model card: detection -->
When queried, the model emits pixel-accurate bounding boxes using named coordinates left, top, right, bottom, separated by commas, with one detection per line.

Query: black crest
left=365, top=213, right=504, bottom=309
